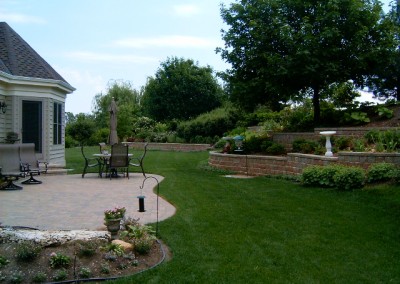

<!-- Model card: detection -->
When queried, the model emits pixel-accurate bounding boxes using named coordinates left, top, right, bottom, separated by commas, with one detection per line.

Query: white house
left=0, top=22, right=75, bottom=167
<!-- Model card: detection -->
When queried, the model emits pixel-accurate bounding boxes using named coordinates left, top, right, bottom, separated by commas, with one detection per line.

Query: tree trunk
left=312, top=87, right=321, bottom=126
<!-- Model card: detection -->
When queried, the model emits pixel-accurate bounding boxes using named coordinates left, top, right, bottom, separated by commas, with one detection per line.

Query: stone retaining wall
left=124, top=142, right=211, bottom=152
left=208, top=151, right=400, bottom=177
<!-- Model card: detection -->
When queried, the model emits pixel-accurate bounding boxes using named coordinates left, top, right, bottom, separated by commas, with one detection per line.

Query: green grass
left=66, top=147, right=400, bottom=283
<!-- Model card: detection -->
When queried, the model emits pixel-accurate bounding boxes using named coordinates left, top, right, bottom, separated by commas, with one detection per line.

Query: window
left=53, top=102, right=62, bottom=145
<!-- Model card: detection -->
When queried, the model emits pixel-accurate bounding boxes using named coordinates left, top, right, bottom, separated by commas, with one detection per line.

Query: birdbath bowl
left=320, top=131, right=336, bottom=157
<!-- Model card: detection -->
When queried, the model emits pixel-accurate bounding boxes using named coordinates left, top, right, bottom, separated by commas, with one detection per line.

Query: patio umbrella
left=108, top=97, right=118, bottom=145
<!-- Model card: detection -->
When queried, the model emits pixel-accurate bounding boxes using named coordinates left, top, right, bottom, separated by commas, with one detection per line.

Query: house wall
left=0, top=79, right=69, bottom=167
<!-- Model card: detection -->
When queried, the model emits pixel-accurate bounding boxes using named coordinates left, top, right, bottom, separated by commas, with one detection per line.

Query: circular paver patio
left=0, top=173, right=175, bottom=230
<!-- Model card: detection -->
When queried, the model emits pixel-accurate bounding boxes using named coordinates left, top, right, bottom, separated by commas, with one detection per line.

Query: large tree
left=141, top=57, right=224, bottom=121
left=217, top=0, right=394, bottom=125
left=366, top=2, right=400, bottom=101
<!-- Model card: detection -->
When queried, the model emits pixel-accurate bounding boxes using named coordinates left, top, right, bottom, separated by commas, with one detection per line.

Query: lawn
left=67, top=147, right=400, bottom=283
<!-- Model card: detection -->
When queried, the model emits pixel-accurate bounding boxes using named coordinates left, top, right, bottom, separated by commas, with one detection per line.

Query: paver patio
left=0, top=173, right=176, bottom=230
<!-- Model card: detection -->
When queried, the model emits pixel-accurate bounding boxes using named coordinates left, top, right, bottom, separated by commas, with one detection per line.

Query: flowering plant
left=104, top=206, right=126, bottom=221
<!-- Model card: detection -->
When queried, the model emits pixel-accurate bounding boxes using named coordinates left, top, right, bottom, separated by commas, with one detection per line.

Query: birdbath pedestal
left=320, top=131, right=336, bottom=157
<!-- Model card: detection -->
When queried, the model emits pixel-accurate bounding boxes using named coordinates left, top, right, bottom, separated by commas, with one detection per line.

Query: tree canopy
left=141, top=57, right=224, bottom=122
left=366, top=2, right=400, bottom=101
left=217, top=0, right=396, bottom=125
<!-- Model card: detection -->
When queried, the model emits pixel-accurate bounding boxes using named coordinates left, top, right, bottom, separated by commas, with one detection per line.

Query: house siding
left=0, top=81, right=68, bottom=167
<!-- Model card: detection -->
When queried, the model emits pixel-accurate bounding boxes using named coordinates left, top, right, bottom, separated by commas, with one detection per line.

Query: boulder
left=111, top=239, right=133, bottom=251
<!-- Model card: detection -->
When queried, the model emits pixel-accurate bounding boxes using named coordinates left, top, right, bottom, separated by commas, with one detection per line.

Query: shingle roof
left=0, top=22, right=71, bottom=87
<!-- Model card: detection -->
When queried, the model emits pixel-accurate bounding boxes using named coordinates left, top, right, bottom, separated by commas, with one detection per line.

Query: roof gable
left=0, top=22, right=71, bottom=87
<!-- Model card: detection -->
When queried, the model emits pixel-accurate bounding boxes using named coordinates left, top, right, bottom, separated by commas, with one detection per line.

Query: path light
left=139, top=176, right=160, bottom=237
left=320, top=131, right=336, bottom=157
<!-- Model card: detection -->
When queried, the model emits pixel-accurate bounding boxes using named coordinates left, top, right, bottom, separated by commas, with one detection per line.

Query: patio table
left=93, top=153, right=133, bottom=178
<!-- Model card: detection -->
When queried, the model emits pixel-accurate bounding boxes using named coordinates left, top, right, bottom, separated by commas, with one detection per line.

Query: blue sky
left=0, top=0, right=393, bottom=114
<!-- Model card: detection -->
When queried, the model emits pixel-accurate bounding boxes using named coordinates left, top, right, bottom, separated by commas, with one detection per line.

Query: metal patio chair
left=0, top=144, right=24, bottom=190
left=129, top=142, right=148, bottom=177
left=19, top=143, right=48, bottom=184
left=81, top=145, right=103, bottom=178
left=107, top=143, right=129, bottom=179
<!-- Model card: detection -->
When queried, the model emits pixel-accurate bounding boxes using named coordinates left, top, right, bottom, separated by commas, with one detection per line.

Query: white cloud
left=0, top=12, right=45, bottom=24
left=64, top=51, right=158, bottom=64
left=173, top=4, right=201, bottom=16
left=114, top=35, right=220, bottom=49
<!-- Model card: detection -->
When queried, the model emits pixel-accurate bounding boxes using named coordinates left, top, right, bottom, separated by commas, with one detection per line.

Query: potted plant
left=104, top=206, right=126, bottom=239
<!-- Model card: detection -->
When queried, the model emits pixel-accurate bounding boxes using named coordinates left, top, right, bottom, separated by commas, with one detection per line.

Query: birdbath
left=320, top=131, right=336, bottom=157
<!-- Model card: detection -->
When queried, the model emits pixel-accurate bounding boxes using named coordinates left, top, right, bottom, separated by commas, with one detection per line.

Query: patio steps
left=46, top=164, right=68, bottom=175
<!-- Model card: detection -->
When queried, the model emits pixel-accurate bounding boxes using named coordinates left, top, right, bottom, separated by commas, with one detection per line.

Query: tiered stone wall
left=338, top=152, right=400, bottom=169
left=273, top=127, right=399, bottom=152
left=124, top=142, right=211, bottom=152
left=271, top=132, right=316, bottom=152
left=208, top=151, right=400, bottom=177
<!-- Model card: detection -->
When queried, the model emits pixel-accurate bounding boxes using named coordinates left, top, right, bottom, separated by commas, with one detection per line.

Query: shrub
left=32, top=272, right=47, bottom=283
left=0, top=271, right=5, bottom=282
left=89, top=128, right=109, bottom=145
left=333, top=136, right=352, bottom=151
left=78, top=267, right=91, bottom=279
left=75, top=240, right=98, bottom=257
left=301, top=165, right=340, bottom=188
left=264, top=143, right=286, bottom=155
left=376, top=106, right=394, bottom=119
left=15, top=242, right=41, bottom=262
left=0, top=255, right=9, bottom=268
left=367, top=163, right=398, bottom=183
left=9, top=271, right=24, bottom=284
left=176, top=106, right=238, bottom=142
left=49, top=252, right=71, bottom=269
left=52, top=269, right=67, bottom=281
left=302, top=164, right=365, bottom=190
left=102, top=243, right=124, bottom=257
left=279, top=104, right=314, bottom=132
left=134, top=237, right=155, bottom=255
left=65, top=135, right=78, bottom=148
left=100, top=263, right=111, bottom=274
left=243, top=135, right=265, bottom=153
left=333, top=166, right=365, bottom=191
left=120, top=221, right=156, bottom=255
left=342, top=111, right=370, bottom=125
left=292, top=139, right=319, bottom=154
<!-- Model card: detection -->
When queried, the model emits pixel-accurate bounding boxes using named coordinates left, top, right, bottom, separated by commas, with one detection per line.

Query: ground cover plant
left=2, top=148, right=399, bottom=282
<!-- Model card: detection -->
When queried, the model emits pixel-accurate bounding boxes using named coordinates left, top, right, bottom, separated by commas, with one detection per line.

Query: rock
left=111, top=239, right=133, bottom=251
left=0, top=227, right=109, bottom=246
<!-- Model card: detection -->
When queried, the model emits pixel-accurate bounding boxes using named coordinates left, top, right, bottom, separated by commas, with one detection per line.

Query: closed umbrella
left=108, top=97, right=118, bottom=145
